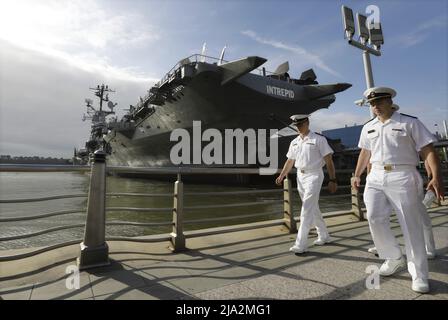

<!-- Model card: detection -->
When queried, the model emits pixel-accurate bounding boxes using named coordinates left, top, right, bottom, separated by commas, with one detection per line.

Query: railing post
left=171, top=173, right=186, bottom=252
left=77, top=150, right=110, bottom=270
left=283, top=177, right=297, bottom=233
left=351, top=175, right=365, bottom=221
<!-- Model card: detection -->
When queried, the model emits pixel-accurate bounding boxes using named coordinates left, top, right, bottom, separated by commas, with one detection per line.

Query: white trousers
left=294, top=170, right=329, bottom=249
left=383, top=199, right=436, bottom=254
left=364, top=168, right=428, bottom=280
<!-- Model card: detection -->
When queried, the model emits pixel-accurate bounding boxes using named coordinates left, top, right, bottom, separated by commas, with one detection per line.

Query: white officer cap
left=290, top=114, right=309, bottom=125
left=363, top=86, right=396, bottom=103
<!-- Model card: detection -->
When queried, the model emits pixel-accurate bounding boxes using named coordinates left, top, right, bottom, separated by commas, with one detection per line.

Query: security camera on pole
left=341, top=5, right=384, bottom=118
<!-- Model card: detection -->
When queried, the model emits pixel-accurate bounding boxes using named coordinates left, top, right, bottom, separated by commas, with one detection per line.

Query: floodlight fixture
left=369, top=22, right=384, bottom=49
left=356, top=13, right=369, bottom=44
left=341, top=6, right=355, bottom=39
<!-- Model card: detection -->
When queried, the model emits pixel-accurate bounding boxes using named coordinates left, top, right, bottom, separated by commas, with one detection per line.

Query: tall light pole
left=443, top=120, right=448, bottom=139
left=341, top=6, right=384, bottom=118
left=443, top=120, right=448, bottom=162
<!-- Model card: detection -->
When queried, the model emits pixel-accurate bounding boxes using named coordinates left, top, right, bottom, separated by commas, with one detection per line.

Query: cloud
left=0, top=0, right=163, bottom=157
left=21, top=47, right=159, bottom=84
left=416, top=15, right=448, bottom=31
left=397, top=15, right=448, bottom=48
left=0, top=40, right=154, bottom=158
left=0, top=0, right=160, bottom=82
left=0, top=0, right=160, bottom=49
left=241, top=30, right=342, bottom=78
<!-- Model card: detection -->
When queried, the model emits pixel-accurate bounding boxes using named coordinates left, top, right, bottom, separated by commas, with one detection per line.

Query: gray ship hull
left=105, top=59, right=349, bottom=170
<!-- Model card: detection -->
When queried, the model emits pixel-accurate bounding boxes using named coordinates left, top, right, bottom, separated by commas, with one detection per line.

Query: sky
left=0, top=0, right=447, bottom=157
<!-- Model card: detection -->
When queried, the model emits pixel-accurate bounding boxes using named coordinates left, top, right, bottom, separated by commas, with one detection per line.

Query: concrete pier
left=1, top=207, right=447, bottom=300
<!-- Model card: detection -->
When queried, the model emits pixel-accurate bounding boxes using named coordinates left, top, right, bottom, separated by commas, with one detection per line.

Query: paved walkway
left=1, top=208, right=447, bottom=300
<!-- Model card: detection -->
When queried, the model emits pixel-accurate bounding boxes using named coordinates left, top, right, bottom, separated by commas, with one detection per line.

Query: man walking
left=352, top=86, right=444, bottom=293
left=276, top=114, right=338, bottom=254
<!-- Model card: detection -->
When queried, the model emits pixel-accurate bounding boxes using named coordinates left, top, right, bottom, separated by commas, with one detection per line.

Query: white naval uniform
left=286, top=131, right=334, bottom=249
left=383, top=193, right=436, bottom=255
left=358, top=111, right=437, bottom=280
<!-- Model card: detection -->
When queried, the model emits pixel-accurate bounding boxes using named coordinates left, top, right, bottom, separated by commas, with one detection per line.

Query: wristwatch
left=329, top=178, right=337, bottom=183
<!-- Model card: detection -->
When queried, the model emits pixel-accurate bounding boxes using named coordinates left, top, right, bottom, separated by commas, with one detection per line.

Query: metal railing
left=1, top=156, right=447, bottom=269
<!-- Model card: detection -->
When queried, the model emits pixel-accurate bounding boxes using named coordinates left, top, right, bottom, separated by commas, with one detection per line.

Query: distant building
left=0, top=155, right=71, bottom=164
left=318, top=125, right=363, bottom=170
left=322, top=125, right=363, bottom=149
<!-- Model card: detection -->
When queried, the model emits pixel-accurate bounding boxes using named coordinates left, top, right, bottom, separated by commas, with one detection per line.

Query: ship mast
left=90, top=84, right=115, bottom=111
left=80, top=84, right=117, bottom=158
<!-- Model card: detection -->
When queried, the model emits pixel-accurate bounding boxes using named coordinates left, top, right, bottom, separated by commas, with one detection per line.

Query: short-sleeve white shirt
left=286, top=131, right=334, bottom=170
left=358, top=112, right=436, bottom=166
